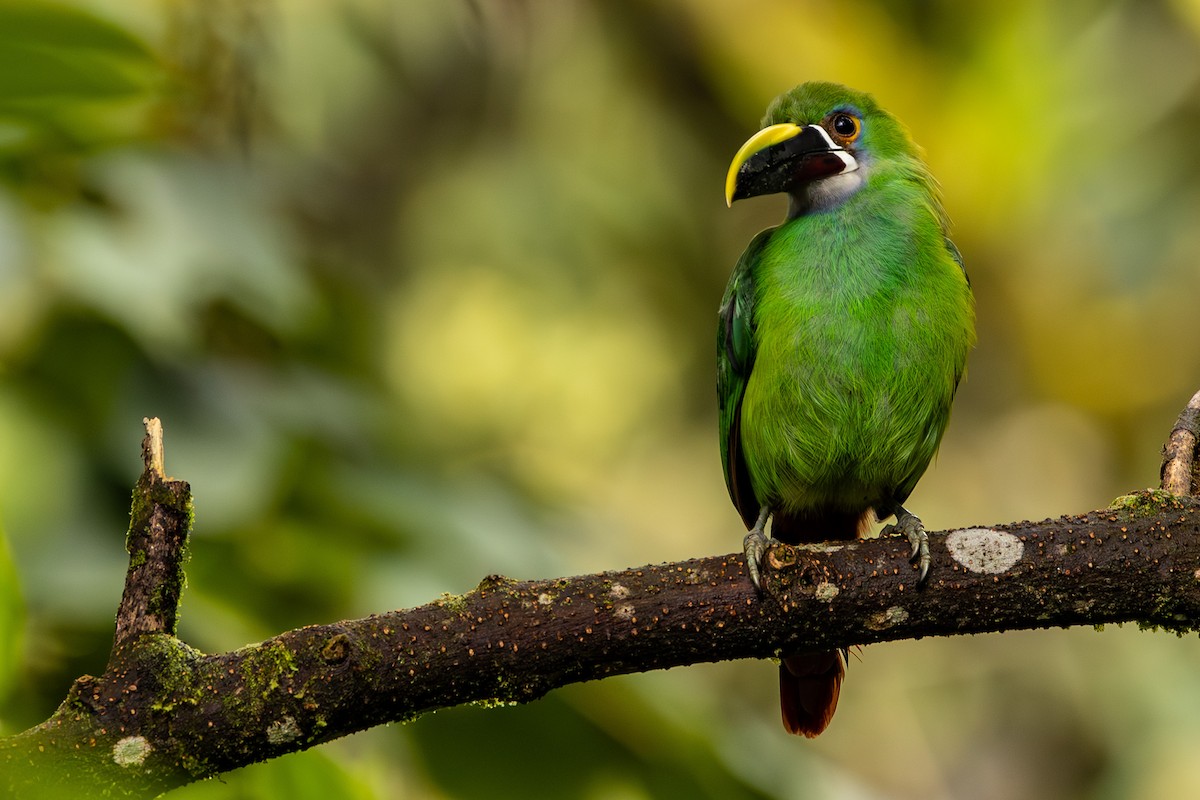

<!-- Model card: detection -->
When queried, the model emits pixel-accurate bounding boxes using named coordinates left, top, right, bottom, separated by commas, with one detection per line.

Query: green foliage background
left=2, top=0, right=1200, bottom=797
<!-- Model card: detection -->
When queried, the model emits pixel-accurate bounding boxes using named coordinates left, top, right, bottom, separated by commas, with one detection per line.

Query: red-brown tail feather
left=771, top=507, right=871, bottom=737
left=780, top=651, right=844, bottom=737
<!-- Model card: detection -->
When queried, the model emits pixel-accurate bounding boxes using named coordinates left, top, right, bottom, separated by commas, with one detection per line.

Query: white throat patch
left=808, top=161, right=863, bottom=209
left=798, top=124, right=863, bottom=210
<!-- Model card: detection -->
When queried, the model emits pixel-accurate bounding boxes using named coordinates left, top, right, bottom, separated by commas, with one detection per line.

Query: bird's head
left=725, top=82, right=920, bottom=216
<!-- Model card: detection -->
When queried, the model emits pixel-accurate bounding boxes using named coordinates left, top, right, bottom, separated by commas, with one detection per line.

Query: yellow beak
left=724, top=123, right=804, bottom=207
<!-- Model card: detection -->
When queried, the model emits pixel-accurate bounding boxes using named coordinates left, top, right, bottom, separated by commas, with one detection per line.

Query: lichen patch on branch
left=814, top=582, right=839, bottom=601
left=112, top=736, right=151, bottom=768
left=945, top=528, right=1023, bottom=574
left=866, top=606, right=909, bottom=630
left=266, top=717, right=301, bottom=746
left=608, top=583, right=630, bottom=600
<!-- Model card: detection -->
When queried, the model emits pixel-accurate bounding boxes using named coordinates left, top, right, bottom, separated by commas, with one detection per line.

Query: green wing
left=717, top=229, right=772, bottom=528
left=944, top=234, right=971, bottom=393
left=889, top=234, right=973, bottom=508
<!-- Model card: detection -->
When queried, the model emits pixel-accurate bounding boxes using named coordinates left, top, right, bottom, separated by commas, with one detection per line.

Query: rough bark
left=3, top=402, right=1200, bottom=798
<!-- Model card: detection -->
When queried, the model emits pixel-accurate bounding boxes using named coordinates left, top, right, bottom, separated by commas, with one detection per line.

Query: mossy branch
left=4, top=398, right=1200, bottom=798
left=114, top=418, right=192, bottom=644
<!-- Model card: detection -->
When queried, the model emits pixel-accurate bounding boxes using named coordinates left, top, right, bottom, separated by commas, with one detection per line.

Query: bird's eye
left=830, top=113, right=861, bottom=144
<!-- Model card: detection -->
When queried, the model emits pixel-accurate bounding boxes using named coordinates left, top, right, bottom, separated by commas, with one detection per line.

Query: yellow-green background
left=1, top=1, right=1199, bottom=797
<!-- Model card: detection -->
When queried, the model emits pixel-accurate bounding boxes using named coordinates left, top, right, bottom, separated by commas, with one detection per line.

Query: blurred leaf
left=169, top=747, right=376, bottom=800
left=0, top=522, right=23, bottom=710
left=0, top=0, right=158, bottom=167
left=0, top=1, right=150, bottom=55
left=0, top=1, right=153, bottom=108
left=50, top=152, right=317, bottom=352
left=410, top=692, right=766, bottom=800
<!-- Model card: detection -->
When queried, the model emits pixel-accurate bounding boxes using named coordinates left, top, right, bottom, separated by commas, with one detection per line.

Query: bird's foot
left=882, top=507, right=930, bottom=587
left=743, top=506, right=771, bottom=591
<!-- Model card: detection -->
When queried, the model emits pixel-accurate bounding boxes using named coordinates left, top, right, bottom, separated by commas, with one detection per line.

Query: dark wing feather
left=945, top=235, right=969, bottom=287
left=717, top=229, right=772, bottom=528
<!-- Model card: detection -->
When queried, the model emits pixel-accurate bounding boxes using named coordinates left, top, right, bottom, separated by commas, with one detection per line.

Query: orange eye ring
left=828, top=113, right=861, bottom=145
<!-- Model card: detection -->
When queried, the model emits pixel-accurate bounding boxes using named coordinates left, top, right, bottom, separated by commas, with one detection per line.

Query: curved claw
left=743, top=505, right=771, bottom=592
left=883, top=508, right=931, bottom=587
left=744, top=529, right=769, bottom=590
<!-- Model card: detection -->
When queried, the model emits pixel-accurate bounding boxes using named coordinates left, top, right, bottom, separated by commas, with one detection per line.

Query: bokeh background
left=1, top=0, right=1200, bottom=797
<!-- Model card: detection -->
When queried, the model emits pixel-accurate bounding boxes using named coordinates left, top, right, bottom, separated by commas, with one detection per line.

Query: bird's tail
left=770, top=507, right=872, bottom=737
left=780, top=650, right=844, bottom=737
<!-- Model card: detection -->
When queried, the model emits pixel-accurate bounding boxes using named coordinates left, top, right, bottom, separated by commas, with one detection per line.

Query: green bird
left=718, top=82, right=975, bottom=736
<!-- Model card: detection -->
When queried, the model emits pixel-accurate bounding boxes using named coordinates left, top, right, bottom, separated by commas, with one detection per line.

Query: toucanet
left=718, top=82, right=975, bottom=736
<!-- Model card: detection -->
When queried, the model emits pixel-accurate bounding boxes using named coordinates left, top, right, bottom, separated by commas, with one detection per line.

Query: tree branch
left=1162, top=388, right=1200, bottom=496
left=114, top=418, right=191, bottom=644
left=4, top=399, right=1200, bottom=798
